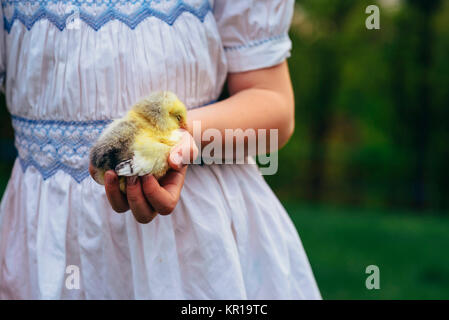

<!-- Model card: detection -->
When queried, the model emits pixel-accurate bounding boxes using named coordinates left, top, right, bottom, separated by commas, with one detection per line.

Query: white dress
left=0, top=0, right=321, bottom=299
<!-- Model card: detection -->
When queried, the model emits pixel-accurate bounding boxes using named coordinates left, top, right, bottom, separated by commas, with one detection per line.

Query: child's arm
left=188, top=61, right=295, bottom=154
left=97, top=61, right=295, bottom=222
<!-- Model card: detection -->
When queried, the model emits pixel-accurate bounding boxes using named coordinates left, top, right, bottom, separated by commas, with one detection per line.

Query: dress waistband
left=12, top=115, right=112, bottom=182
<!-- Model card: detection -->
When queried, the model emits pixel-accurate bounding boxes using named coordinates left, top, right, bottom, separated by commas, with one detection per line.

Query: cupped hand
left=89, top=129, right=198, bottom=224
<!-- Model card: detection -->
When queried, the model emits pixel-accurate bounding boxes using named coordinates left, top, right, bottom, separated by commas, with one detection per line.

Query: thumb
left=169, top=132, right=199, bottom=170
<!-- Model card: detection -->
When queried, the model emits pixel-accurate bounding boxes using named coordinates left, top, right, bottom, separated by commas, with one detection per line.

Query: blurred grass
left=285, top=202, right=449, bottom=299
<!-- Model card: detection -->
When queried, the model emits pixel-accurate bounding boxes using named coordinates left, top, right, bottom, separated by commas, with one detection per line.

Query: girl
left=0, top=0, right=321, bottom=299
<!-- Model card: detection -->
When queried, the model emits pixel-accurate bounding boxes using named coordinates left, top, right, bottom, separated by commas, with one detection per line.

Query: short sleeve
left=214, top=0, right=294, bottom=73
left=0, top=4, right=6, bottom=92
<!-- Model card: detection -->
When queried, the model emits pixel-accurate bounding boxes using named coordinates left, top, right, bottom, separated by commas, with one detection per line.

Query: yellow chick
left=90, top=91, right=187, bottom=192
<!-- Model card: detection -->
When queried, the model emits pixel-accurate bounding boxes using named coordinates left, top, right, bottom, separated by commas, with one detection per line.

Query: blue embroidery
left=12, top=115, right=112, bottom=182
left=224, top=34, right=289, bottom=52
left=2, top=0, right=212, bottom=33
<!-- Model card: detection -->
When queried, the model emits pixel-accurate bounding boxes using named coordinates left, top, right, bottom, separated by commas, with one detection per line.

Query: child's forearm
left=186, top=61, right=295, bottom=157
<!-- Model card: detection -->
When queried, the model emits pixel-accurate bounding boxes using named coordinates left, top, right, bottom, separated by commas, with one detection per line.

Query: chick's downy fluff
left=90, top=91, right=187, bottom=192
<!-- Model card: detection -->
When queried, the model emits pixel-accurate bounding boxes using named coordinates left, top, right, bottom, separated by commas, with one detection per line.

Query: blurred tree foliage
left=0, top=0, right=447, bottom=212
left=265, top=0, right=449, bottom=212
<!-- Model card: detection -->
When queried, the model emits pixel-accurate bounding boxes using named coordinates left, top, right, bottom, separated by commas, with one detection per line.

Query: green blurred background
left=0, top=0, right=448, bottom=299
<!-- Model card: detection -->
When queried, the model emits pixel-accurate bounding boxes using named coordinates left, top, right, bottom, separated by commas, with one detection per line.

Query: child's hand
left=89, top=129, right=198, bottom=224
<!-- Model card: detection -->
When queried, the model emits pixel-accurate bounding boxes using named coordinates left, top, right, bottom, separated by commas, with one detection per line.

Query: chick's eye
left=176, top=115, right=182, bottom=121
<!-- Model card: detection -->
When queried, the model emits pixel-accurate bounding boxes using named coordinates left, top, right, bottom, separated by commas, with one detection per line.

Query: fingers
left=89, top=164, right=103, bottom=185
left=93, top=134, right=190, bottom=222
left=104, top=170, right=129, bottom=213
left=169, top=130, right=199, bottom=171
left=89, top=164, right=97, bottom=179
left=168, top=149, right=184, bottom=171
left=126, top=176, right=158, bottom=224
left=141, top=168, right=186, bottom=215
left=102, top=169, right=181, bottom=223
